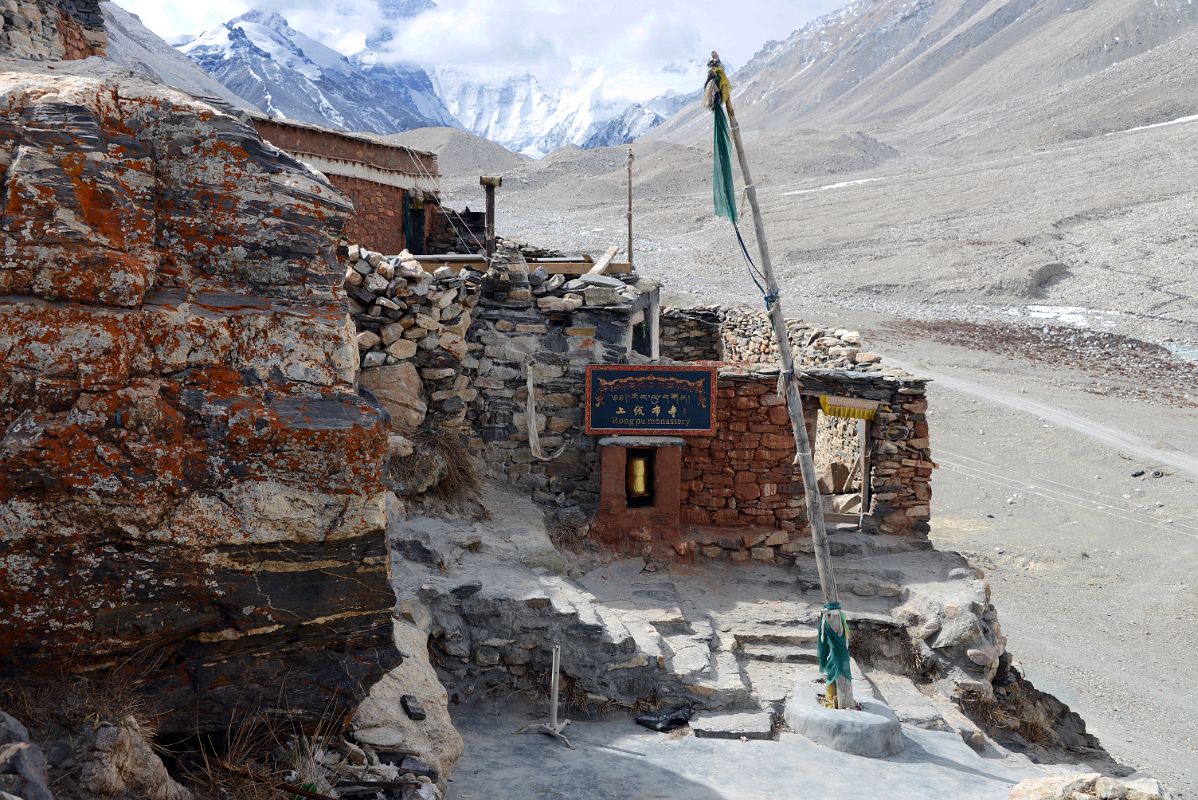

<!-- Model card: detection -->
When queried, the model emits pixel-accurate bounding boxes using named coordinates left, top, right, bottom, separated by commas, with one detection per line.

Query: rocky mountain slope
left=385, top=126, right=530, bottom=177
left=655, top=0, right=1198, bottom=154
left=176, top=9, right=456, bottom=134
left=101, top=1, right=253, bottom=111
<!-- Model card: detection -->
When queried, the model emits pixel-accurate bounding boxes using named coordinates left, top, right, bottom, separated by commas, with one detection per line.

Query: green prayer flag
left=712, top=104, right=737, bottom=223
left=817, top=602, right=852, bottom=685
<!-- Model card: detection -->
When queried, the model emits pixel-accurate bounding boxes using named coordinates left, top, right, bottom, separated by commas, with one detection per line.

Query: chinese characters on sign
left=585, top=365, right=718, bottom=435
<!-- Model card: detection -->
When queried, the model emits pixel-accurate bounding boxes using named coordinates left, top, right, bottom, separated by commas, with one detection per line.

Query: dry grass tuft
left=0, top=668, right=156, bottom=735
left=387, top=430, right=481, bottom=501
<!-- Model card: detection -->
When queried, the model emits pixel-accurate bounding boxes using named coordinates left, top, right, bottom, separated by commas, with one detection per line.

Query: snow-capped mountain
left=580, top=104, right=662, bottom=150
left=178, top=9, right=455, bottom=134
left=433, top=62, right=705, bottom=157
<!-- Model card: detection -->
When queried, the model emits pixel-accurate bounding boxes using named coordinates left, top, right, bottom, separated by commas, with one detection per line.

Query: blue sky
left=114, top=0, right=845, bottom=82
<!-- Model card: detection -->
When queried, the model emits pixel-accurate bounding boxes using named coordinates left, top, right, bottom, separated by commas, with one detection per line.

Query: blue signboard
left=585, top=364, right=718, bottom=435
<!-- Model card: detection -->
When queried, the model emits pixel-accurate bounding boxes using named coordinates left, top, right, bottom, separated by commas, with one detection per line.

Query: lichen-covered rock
left=0, top=62, right=395, bottom=734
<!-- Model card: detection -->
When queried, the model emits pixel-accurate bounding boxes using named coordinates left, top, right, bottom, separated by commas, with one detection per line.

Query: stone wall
left=0, top=0, right=106, bottom=60
left=659, top=305, right=881, bottom=370
left=660, top=306, right=721, bottom=361
left=464, top=275, right=659, bottom=518
left=327, top=175, right=413, bottom=255
left=680, top=373, right=807, bottom=539
left=0, top=64, right=396, bottom=735
left=799, top=369, right=932, bottom=536
left=345, top=245, right=478, bottom=434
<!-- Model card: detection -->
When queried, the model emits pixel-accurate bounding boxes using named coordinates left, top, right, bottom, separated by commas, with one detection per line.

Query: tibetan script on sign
left=585, top=364, right=717, bottom=435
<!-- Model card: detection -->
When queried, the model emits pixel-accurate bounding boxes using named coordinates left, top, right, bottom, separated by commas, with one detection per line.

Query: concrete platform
left=784, top=683, right=904, bottom=758
left=446, top=705, right=1046, bottom=800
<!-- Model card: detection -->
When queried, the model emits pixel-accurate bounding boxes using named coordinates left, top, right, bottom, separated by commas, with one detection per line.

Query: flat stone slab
left=690, top=710, right=775, bottom=740
left=784, top=685, right=903, bottom=758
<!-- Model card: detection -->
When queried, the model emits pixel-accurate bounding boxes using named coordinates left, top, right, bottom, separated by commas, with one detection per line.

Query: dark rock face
left=0, top=1, right=107, bottom=60
left=0, top=63, right=397, bottom=735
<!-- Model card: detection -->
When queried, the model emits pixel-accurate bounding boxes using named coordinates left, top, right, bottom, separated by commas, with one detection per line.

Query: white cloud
left=114, top=0, right=845, bottom=84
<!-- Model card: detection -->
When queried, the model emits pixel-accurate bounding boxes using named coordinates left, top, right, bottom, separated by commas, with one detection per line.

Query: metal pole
left=626, top=148, right=634, bottom=269
left=480, top=175, right=501, bottom=259
left=711, top=52, right=854, bottom=709
left=549, top=644, right=561, bottom=730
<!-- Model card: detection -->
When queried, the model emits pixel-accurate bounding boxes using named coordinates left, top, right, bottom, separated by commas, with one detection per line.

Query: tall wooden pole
left=711, top=52, right=854, bottom=709
left=626, top=147, right=634, bottom=269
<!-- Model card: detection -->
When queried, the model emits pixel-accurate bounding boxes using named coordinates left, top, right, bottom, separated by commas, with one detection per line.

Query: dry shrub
left=958, top=684, right=1053, bottom=747
left=547, top=516, right=587, bottom=552
left=420, top=430, right=479, bottom=498
left=388, top=429, right=480, bottom=501
left=0, top=667, right=156, bottom=735
left=183, top=705, right=340, bottom=800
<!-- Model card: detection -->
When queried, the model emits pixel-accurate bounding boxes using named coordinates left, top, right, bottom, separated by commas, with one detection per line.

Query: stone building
left=344, top=250, right=933, bottom=562
left=253, top=116, right=444, bottom=255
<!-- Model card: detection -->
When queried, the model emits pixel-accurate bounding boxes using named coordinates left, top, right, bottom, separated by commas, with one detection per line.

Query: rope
left=525, top=358, right=564, bottom=462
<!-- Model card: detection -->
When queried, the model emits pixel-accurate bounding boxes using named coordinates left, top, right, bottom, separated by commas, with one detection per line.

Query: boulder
left=76, top=717, right=192, bottom=800
left=0, top=63, right=396, bottom=736
left=361, top=362, right=428, bottom=430
left=353, top=621, right=465, bottom=793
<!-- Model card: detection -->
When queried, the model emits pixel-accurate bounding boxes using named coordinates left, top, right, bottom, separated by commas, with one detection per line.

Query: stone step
left=660, top=633, right=714, bottom=679
left=864, top=670, right=950, bottom=732
left=736, top=642, right=818, bottom=664
left=679, top=649, right=753, bottom=709
left=734, top=624, right=819, bottom=647
left=587, top=600, right=638, bottom=651
left=690, top=710, right=776, bottom=740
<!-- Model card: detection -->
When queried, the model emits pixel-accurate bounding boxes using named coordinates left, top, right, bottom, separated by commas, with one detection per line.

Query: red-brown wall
left=680, top=376, right=808, bottom=531
left=326, top=174, right=408, bottom=255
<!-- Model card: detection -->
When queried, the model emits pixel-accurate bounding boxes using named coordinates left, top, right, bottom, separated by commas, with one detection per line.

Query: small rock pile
left=720, top=306, right=880, bottom=368
left=660, top=305, right=883, bottom=369
left=1010, top=773, right=1175, bottom=800
left=345, top=245, right=480, bottom=434
left=530, top=268, right=644, bottom=313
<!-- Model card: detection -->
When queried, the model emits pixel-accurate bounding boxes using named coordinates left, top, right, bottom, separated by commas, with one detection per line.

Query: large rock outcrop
left=0, top=61, right=396, bottom=734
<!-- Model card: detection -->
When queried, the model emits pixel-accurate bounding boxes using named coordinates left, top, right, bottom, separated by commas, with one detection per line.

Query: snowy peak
left=435, top=61, right=705, bottom=157
left=179, top=9, right=456, bottom=134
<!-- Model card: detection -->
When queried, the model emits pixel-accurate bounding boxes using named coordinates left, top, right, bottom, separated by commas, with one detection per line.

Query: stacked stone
left=659, top=305, right=883, bottom=369
left=719, top=306, right=881, bottom=368
left=345, top=245, right=480, bottom=432
left=0, top=0, right=107, bottom=60
left=530, top=267, right=643, bottom=311
left=680, top=372, right=807, bottom=564
left=659, top=307, right=721, bottom=361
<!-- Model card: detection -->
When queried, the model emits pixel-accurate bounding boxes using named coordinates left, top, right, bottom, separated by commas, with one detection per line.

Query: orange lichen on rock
left=0, top=65, right=395, bottom=735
